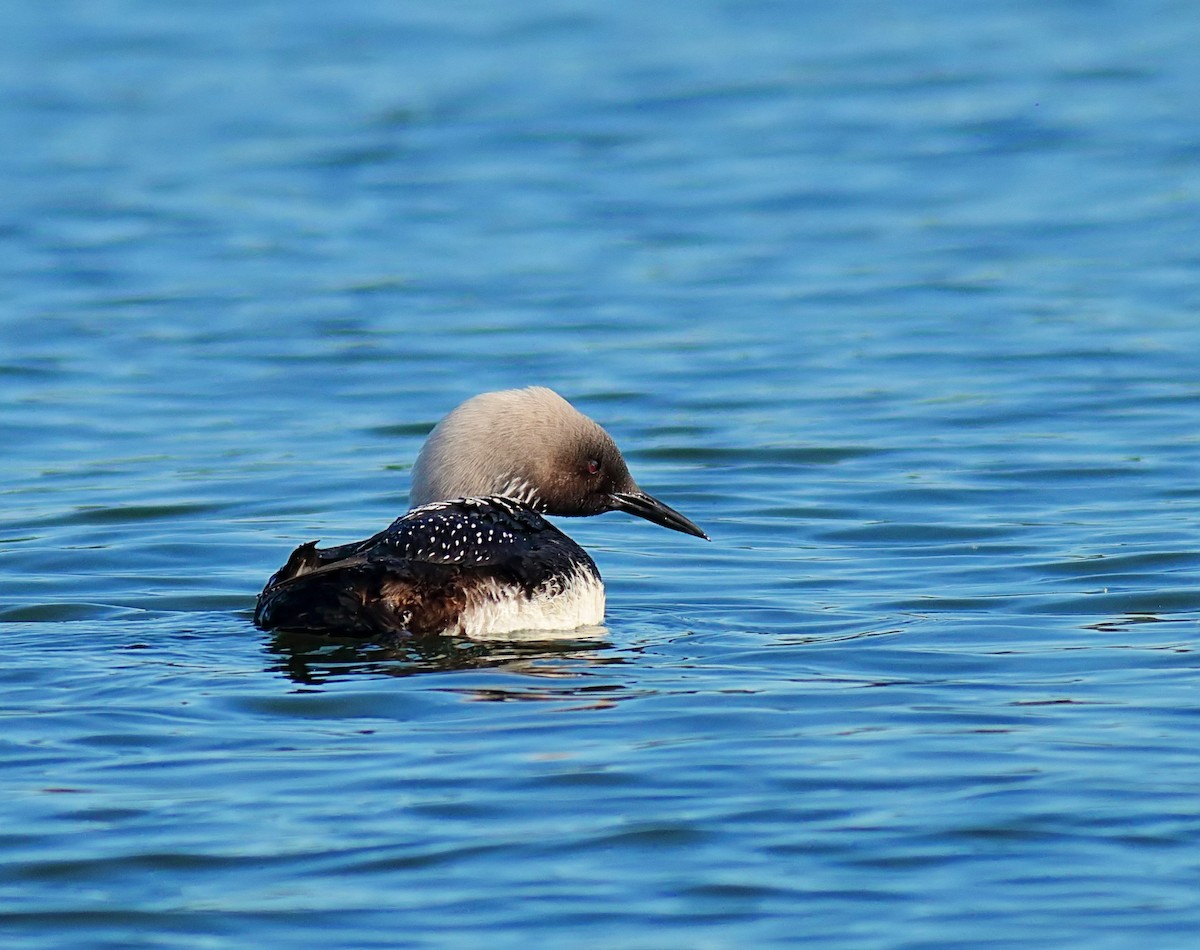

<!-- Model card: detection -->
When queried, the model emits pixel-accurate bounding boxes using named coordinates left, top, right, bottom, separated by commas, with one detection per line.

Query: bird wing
left=254, top=498, right=593, bottom=637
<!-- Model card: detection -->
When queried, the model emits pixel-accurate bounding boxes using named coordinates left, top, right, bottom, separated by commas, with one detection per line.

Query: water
left=4, top=1, right=1200, bottom=947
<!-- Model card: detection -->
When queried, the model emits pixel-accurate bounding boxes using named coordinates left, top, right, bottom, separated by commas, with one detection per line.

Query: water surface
left=3, top=1, right=1200, bottom=947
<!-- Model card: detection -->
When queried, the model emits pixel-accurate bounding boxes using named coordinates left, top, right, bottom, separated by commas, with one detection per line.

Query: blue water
left=4, top=1, right=1200, bottom=947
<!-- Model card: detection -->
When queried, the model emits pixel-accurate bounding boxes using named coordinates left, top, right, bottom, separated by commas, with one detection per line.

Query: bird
left=254, top=387, right=707, bottom=639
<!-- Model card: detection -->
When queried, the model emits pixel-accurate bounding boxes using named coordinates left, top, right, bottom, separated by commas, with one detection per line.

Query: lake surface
left=4, top=1, right=1200, bottom=947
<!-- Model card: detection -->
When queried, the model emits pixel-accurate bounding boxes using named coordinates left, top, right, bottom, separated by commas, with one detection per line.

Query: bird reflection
left=263, top=626, right=631, bottom=707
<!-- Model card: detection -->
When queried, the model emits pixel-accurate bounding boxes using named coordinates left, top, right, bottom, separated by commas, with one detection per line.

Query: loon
left=254, top=387, right=707, bottom=639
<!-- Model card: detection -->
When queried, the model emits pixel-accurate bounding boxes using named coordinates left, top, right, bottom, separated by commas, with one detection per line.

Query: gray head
left=409, top=387, right=707, bottom=539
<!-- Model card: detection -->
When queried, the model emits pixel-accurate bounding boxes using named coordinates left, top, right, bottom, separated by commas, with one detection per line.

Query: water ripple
left=4, top=1, right=1200, bottom=947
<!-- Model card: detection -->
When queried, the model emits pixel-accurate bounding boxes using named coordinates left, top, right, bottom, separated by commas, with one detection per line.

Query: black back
left=254, top=496, right=599, bottom=638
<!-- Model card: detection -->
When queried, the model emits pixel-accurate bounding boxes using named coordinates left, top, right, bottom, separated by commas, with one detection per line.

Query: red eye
left=586, top=459, right=601, bottom=476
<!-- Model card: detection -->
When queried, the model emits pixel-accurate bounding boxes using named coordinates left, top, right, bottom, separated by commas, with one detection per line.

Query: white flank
left=456, top=569, right=606, bottom=640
